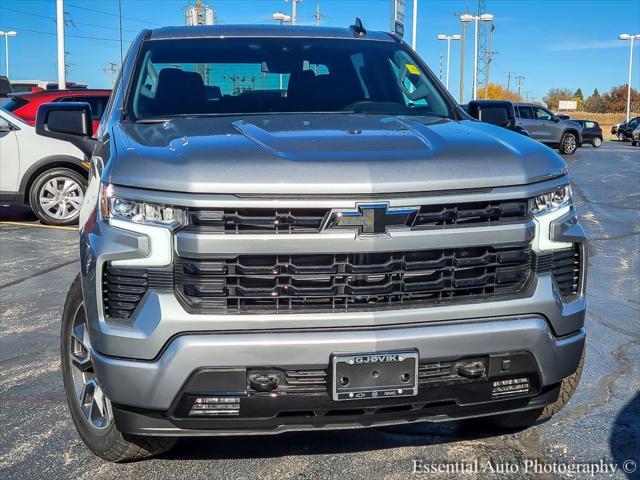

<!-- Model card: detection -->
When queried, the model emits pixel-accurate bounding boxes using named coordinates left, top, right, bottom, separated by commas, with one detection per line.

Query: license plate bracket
left=331, top=351, right=419, bottom=401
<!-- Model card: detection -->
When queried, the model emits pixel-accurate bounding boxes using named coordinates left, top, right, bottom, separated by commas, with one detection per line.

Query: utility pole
left=196, top=0, right=203, bottom=25
left=313, top=4, right=321, bottom=26
left=287, top=0, right=302, bottom=25
left=439, top=54, right=443, bottom=81
left=515, top=75, right=525, bottom=98
left=483, top=22, right=496, bottom=99
left=56, top=0, right=66, bottom=89
left=117, top=0, right=123, bottom=64
left=506, top=71, right=514, bottom=91
left=103, top=62, right=119, bottom=87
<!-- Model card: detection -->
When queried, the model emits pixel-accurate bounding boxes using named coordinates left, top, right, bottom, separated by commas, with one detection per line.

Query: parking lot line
left=0, top=221, right=78, bottom=231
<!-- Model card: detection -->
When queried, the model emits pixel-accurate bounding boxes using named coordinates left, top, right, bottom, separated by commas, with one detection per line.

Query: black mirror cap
left=35, top=102, right=95, bottom=156
left=467, top=100, right=516, bottom=129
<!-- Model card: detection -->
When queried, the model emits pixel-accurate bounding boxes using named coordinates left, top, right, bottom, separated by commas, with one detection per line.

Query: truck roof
left=149, top=24, right=396, bottom=42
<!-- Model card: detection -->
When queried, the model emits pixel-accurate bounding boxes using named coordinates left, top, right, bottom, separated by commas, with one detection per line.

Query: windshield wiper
left=135, top=118, right=173, bottom=124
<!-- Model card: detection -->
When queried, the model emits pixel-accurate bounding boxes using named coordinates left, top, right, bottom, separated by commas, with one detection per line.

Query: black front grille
left=175, top=244, right=532, bottom=313
left=102, top=266, right=148, bottom=320
left=186, top=200, right=528, bottom=234
left=535, top=246, right=582, bottom=299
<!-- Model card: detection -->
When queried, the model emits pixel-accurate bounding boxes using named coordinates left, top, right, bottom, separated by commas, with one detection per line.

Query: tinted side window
left=534, top=107, right=553, bottom=120
left=2, top=97, right=29, bottom=112
left=516, top=106, right=534, bottom=119
left=585, top=121, right=595, bottom=128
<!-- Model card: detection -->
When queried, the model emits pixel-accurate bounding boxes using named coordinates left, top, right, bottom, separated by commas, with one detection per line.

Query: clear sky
left=0, top=0, right=639, bottom=103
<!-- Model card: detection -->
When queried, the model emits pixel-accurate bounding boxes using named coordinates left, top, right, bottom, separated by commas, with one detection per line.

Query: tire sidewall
left=560, top=133, right=577, bottom=155
left=29, top=168, right=87, bottom=226
left=592, top=137, right=602, bottom=148
left=61, top=275, right=123, bottom=455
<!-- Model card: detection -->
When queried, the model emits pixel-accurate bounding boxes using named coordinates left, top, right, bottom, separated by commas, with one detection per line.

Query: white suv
left=0, top=107, right=87, bottom=225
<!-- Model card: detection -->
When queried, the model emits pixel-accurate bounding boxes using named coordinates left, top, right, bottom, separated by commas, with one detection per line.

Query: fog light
left=491, top=377, right=530, bottom=399
left=189, top=396, right=241, bottom=416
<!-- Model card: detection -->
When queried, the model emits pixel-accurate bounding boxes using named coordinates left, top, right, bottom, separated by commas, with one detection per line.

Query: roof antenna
left=349, top=17, right=366, bottom=37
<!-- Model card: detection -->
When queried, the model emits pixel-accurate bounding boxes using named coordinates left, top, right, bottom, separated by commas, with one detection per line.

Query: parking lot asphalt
left=0, top=141, right=638, bottom=479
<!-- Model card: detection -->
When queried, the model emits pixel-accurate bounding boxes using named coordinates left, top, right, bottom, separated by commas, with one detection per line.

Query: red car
left=2, top=88, right=111, bottom=132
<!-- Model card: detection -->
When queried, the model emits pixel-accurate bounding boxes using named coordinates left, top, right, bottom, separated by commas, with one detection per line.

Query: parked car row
left=1, top=88, right=111, bottom=225
left=614, top=116, right=640, bottom=142
left=465, top=100, right=590, bottom=154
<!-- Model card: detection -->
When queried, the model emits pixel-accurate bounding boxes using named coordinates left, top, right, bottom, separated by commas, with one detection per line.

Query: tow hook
left=249, top=373, right=280, bottom=392
left=456, top=361, right=486, bottom=379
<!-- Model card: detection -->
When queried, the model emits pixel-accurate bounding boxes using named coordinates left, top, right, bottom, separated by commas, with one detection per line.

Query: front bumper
left=93, top=315, right=585, bottom=412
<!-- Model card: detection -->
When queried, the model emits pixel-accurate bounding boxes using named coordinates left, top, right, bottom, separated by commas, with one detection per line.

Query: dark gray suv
left=35, top=23, right=587, bottom=462
left=514, top=103, right=583, bottom=154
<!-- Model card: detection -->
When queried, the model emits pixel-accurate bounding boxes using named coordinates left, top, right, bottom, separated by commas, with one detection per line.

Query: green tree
left=584, top=88, right=605, bottom=113
left=573, top=88, right=584, bottom=100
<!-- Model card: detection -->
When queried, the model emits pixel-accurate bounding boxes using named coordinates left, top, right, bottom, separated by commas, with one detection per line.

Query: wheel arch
left=562, top=128, right=580, bottom=139
left=19, top=155, right=89, bottom=205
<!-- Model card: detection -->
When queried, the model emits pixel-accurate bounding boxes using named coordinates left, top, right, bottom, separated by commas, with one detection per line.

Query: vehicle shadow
left=0, top=205, right=37, bottom=222
left=160, top=420, right=513, bottom=461
left=609, top=391, right=640, bottom=479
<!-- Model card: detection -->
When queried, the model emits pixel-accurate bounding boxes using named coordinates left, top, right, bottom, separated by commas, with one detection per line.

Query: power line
left=0, top=6, right=140, bottom=33
left=0, top=6, right=54, bottom=20
left=0, top=25, right=133, bottom=44
left=66, top=2, right=163, bottom=27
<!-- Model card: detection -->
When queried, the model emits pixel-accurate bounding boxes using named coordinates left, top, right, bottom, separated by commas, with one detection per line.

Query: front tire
left=559, top=132, right=578, bottom=155
left=481, top=349, right=584, bottom=429
left=29, top=168, right=87, bottom=226
left=592, top=137, right=602, bottom=148
left=61, top=275, right=176, bottom=462
left=618, top=132, right=627, bottom=142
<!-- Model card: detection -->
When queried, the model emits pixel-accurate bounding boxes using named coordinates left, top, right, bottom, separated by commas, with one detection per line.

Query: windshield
left=128, top=37, right=452, bottom=120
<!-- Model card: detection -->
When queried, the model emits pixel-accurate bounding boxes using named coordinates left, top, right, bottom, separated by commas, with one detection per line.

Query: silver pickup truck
left=36, top=22, right=587, bottom=462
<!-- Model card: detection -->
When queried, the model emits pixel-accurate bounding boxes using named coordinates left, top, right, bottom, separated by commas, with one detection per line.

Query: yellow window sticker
left=406, top=64, right=421, bottom=75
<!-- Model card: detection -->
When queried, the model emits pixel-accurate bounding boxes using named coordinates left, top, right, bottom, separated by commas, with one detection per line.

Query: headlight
left=528, top=185, right=572, bottom=216
left=101, top=184, right=186, bottom=228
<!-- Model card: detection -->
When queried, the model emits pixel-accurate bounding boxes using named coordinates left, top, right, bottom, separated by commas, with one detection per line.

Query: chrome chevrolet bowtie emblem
left=321, top=203, right=420, bottom=235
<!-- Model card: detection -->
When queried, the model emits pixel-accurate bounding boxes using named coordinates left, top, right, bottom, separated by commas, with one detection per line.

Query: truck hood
left=107, top=114, right=566, bottom=195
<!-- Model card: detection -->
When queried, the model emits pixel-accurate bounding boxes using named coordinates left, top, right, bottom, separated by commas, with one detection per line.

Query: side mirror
left=554, top=117, right=560, bottom=123
left=35, top=102, right=97, bottom=156
left=468, top=101, right=516, bottom=129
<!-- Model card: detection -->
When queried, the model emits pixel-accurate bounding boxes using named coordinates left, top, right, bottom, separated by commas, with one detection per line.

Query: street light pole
left=56, top=0, right=66, bottom=89
left=619, top=33, right=640, bottom=122
left=472, top=15, right=479, bottom=100
left=0, top=31, right=16, bottom=78
left=438, top=34, right=461, bottom=90
left=459, top=21, right=467, bottom=103
left=412, top=0, right=418, bottom=50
